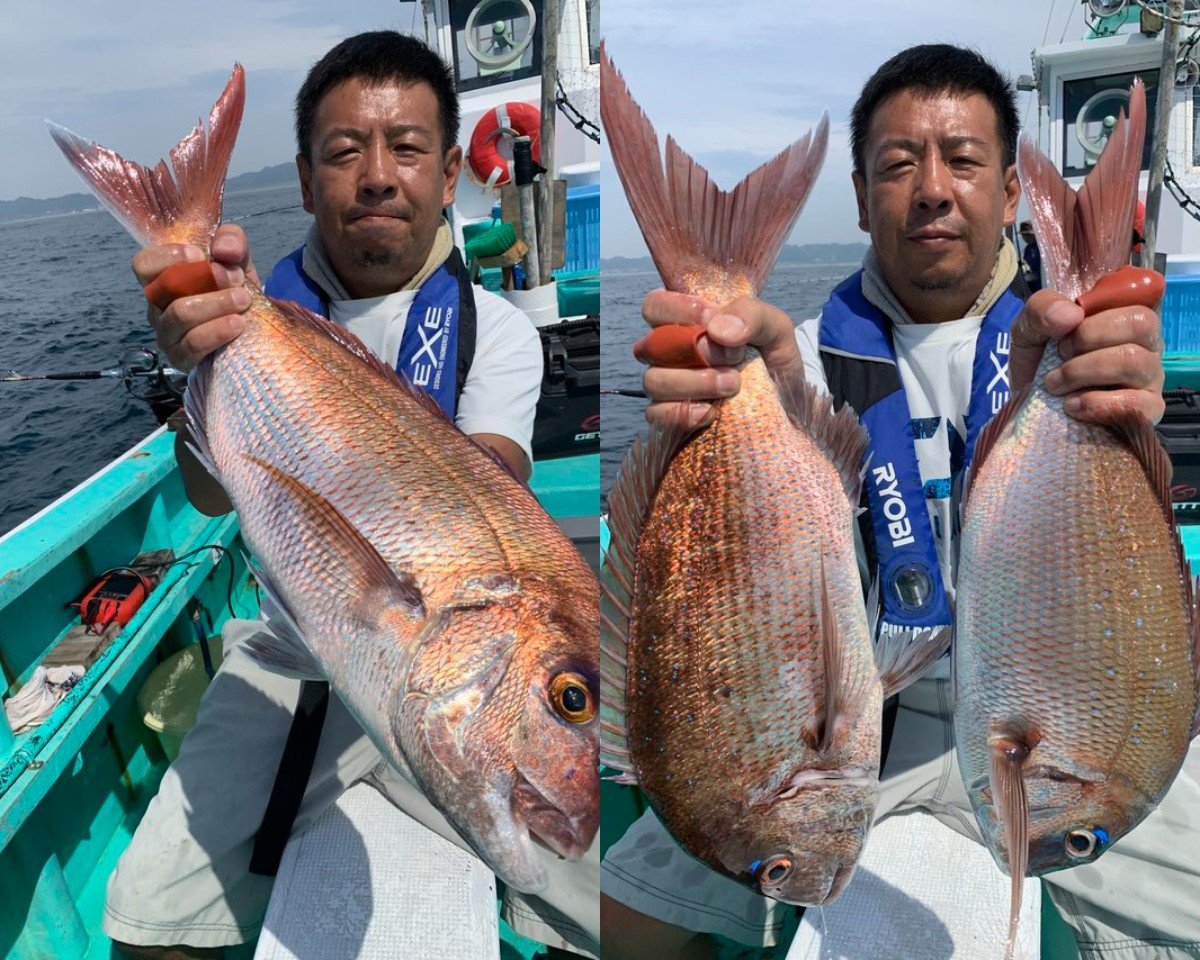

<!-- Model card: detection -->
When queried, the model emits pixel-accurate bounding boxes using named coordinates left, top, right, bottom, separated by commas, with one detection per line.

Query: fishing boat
left=0, top=2, right=599, bottom=958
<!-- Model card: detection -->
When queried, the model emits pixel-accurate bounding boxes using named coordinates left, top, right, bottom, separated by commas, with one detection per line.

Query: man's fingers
left=210, top=223, right=261, bottom=286
left=1009, top=291, right=1085, bottom=391
left=1044, top=343, right=1163, bottom=396
left=173, top=314, right=248, bottom=370
left=643, top=365, right=740, bottom=403
left=1057, top=306, right=1163, bottom=361
left=133, top=244, right=205, bottom=287
left=1063, top=388, right=1166, bottom=426
left=642, top=290, right=717, bottom=328
left=645, top=401, right=716, bottom=431
left=156, top=287, right=252, bottom=370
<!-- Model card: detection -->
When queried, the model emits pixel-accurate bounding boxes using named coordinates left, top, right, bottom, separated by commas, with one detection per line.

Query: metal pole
left=512, top=137, right=541, bottom=288
left=1142, top=0, right=1182, bottom=269
left=538, top=0, right=560, bottom=285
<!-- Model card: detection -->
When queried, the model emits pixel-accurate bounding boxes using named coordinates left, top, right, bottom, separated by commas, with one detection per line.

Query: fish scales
left=629, top=363, right=883, bottom=877
left=957, top=370, right=1194, bottom=821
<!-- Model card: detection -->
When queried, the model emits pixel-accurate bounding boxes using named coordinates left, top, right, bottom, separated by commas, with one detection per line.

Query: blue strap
left=264, top=245, right=461, bottom=418
left=396, top=261, right=460, bottom=417
left=818, top=271, right=1023, bottom=633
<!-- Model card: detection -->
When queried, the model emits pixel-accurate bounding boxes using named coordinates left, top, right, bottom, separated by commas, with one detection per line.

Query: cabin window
left=586, top=0, right=599, bottom=64
left=452, top=0, right=545, bottom=94
left=1062, top=68, right=1157, bottom=177
left=1193, top=85, right=1200, bottom=168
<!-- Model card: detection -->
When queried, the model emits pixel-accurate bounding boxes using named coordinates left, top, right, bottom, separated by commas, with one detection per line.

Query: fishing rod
left=601, top=388, right=646, bottom=398
left=2, top=347, right=188, bottom=418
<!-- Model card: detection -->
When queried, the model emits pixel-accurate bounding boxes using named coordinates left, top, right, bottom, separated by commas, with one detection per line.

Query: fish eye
left=549, top=672, right=595, bottom=724
left=1064, top=829, right=1098, bottom=859
left=755, top=856, right=793, bottom=885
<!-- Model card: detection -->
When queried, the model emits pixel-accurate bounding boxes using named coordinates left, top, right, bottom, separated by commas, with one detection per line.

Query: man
left=1019, top=219, right=1042, bottom=292
left=601, top=44, right=1197, bottom=959
left=104, top=32, right=598, bottom=960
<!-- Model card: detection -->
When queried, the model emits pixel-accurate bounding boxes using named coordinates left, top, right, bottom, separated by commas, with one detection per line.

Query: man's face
left=852, top=88, right=1019, bottom=319
left=297, top=77, right=462, bottom=297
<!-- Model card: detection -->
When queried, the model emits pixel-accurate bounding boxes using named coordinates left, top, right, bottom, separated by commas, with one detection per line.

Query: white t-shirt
left=330, top=286, right=543, bottom=463
left=796, top=314, right=987, bottom=675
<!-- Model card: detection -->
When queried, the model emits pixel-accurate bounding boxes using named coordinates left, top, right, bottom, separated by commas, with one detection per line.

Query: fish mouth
left=511, top=776, right=594, bottom=860
left=769, top=767, right=878, bottom=802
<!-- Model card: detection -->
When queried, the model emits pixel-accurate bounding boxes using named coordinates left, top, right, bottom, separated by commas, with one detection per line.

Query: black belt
left=249, top=679, right=330, bottom=876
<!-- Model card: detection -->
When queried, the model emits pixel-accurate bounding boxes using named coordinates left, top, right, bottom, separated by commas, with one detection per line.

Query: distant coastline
left=601, top=242, right=869, bottom=273
left=0, top=162, right=298, bottom=224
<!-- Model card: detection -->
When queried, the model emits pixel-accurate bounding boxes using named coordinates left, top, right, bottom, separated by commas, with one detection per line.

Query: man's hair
left=849, top=44, right=1019, bottom=176
left=295, top=31, right=460, bottom=160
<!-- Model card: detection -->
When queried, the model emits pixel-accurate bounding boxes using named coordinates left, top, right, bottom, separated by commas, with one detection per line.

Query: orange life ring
left=467, top=101, right=541, bottom=188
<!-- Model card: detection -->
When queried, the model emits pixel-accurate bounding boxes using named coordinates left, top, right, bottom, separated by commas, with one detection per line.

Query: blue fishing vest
left=818, top=270, right=1025, bottom=637
left=263, top=244, right=477, bottom=418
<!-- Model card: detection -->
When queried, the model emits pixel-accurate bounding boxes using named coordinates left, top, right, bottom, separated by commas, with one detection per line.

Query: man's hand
left=134, top=223, right=260, bottom=371
left=1009, top=288, right=1165, bottom=425
left=637, top=290, right=803, bottom=429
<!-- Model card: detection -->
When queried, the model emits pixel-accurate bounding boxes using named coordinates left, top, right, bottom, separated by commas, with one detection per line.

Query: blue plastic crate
left=561, top=183, right=599, bottom=275
left=1162, top=274, right=1200, bottom=353
left=489, top=183, right=600, bottom=277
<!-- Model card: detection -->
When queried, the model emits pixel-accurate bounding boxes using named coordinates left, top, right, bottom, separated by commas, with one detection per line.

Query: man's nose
left=914, top=158, right=952, bottom=211
left=359, top=140, right=397, bottom=196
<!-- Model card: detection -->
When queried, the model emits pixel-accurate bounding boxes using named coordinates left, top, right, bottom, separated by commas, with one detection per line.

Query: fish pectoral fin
left=989, top=733, right=1032, bottom=960
left=874, top=624, right=952, bottom=700
left=817, top=561, right=862, bottom=755
left=242, top=455, right=426, bottom=624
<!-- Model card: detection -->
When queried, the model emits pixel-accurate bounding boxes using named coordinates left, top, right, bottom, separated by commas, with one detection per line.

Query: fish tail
left=1018, top=79, right=1146, bottom=301
left=990, top=735, right=1031, bottom=960
left=599, top=44, right=828, bottom=297
left=47, top=65, right=245, bottom=250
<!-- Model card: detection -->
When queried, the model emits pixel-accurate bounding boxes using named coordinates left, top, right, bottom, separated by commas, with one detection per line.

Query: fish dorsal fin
left=268, top=296, right=454, bottom=426
left=600, top=415, right=696, bottom=782
left=989, top=733, right=1032, bottom=960
left=1190, top=575, right=1200, bottom=741
left=600, top=44, right=828, bottom=298
left=1018, top=80, right=1146, bottom=301
left=244, top=456, right=425, bottom=628
left=183, top=356, right=219, bottom=482
left=48, top=65, right=244, bottom=250
left=1106, top=410, right=1176, bottom=528
left=770, top=365, right=868, bottom=505
left=960, top=383, right=1033, bottom=523
left=1103, top=412, right=1200, bottom=734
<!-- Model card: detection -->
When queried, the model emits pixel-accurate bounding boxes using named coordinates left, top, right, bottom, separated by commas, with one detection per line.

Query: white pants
left=602, top=678, right=1200, bottom=957
left=104, top=620, right=600, bottom=957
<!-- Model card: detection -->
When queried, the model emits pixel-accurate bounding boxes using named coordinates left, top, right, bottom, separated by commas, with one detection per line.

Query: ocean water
left=0, top=184, right=310, bottom=535
left=600, top=262, right=863, bottom=502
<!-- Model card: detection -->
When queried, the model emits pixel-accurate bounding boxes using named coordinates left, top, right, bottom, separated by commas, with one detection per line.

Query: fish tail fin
left=47, top=65, right=245, bottom=250
left=600, top=44, right=828, bottom=297
left=990, top=735, right=1031, bottom=960
left=1018, top=79, right=1146, bottom=301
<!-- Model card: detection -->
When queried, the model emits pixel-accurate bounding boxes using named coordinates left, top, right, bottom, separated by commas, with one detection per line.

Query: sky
left=601, top=0, right=1081, bottom=255
left=0, top=0, right=431, bottom=202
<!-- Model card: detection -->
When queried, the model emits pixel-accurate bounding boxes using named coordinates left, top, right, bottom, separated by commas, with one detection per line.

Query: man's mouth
left=907, top=229, right=960, bottom=247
